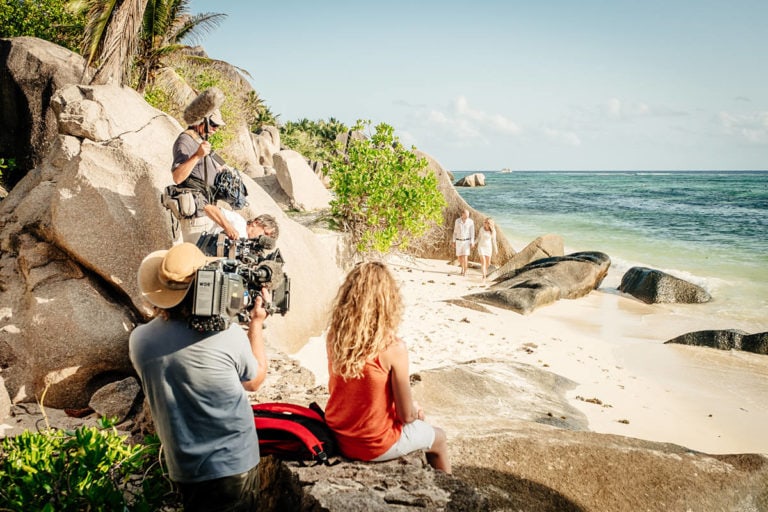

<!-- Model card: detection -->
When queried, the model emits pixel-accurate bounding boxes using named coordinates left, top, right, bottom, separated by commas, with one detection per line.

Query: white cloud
left=541, top=127, right=582, bottom=147
left=718, top=111, right=768, bottom=144
left=605, top=97, right=651, bottom=120
left=408, top=95, right=521, bottom=144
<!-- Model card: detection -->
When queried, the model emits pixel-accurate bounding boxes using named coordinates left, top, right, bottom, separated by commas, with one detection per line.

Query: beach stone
left=489, top=234, right=565, bottom=280
left=466, top=251, right=611, bottom=314
left=665, top=329, right=768, bottom=355
left=454, top=173, right=486, bottom=187
left=618, top=266, right=711, bottom=304
left=272, top=149, right=333, bottom=211
left=89, top=377, right=141, bottom=423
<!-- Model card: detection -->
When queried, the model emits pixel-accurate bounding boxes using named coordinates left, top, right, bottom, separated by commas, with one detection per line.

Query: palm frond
left=174, top=12, right=227, bottom=44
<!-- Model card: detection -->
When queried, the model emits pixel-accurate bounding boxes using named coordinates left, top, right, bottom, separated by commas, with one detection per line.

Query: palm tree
left=135, top=0, right=226, bottom=91
left=77, top=0, right=149, bottom=86
left=74, top=0, right=225, bottom=89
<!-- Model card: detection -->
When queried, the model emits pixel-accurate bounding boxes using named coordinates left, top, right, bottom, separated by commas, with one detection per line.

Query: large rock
left=407, top=151, right=516, bottom=265
left=665, top=329, right=768, bottom=355
left=252, top=125, right=281, bottom=171
left=0, top=36, right=87, bottom=186
left=453, top=172, right=485, bottom=187
left=272, top=149, right=332, bottom=211
left=467, top=252, right=611, bottom=314
left=450, top=425, right=768, bottom=512
left=0, top=83, right=342, bottom=409
left=260, top=454, right=486, bottom=511
left=412, top=359, right=587, bottom=432
left=488, top=234, right=564, bottom=280
left=618, top=266, right=711, bottom=304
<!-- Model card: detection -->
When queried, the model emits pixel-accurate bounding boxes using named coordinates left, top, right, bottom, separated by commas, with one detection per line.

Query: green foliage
left=0, top=0, right=85, bottom=51
left=280, top=117, right=348, bottom=163
left=143, top=85, right=175, bottom=114
left=0, top=156, right=17, bottom=186
left=0, top=426, right=179, bottom=511
left=134, top=0, right=227, bottom=92
left=328, top=120, right=446, bottom=255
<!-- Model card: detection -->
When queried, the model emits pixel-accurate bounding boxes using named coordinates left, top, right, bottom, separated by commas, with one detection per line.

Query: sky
left=187, top=0, right=768, bottom=171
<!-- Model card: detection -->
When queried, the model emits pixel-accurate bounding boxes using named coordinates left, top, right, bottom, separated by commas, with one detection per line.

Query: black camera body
left=190, top=233, right=290, bottom=332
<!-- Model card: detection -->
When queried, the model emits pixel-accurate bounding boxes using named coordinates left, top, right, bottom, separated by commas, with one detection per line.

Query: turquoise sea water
left=453, top=170, right=768, bottom=330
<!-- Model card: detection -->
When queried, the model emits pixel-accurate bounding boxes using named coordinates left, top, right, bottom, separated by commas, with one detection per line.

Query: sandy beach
left=295, top=256, right=768, bottom=456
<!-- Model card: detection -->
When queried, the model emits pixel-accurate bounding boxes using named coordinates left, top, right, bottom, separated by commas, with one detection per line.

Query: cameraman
left=214, top=208, right=280, bottom=241
left=129, top=243, right=269, bottom=511
left=172, top=104, right=240, bottom=243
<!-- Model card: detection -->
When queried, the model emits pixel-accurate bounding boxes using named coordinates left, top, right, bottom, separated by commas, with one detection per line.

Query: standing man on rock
left=452, top=209, right=475, bottom=277
left=130, top=243, right=269, bottom=511
left=171, top=88, right=241, bottom=244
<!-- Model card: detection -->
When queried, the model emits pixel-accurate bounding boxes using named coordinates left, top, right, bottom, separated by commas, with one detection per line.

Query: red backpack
left=252, top=402, right=339, bottom=466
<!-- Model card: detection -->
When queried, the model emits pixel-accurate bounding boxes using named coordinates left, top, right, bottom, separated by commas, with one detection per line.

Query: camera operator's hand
left=195, top=140, right=212, bottom=158
left=249, top=289, right=271, bottom=327
left=244, top=288, right=271, bottom=392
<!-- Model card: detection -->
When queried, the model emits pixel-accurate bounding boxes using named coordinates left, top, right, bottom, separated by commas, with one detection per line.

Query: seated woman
left=324, top=262, right=451, bottom=473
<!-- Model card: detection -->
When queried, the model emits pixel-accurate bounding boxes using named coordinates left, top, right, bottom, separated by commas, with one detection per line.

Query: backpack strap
left=253, top=416, right=329, bottom=464
left=252, top=402, right=325, bottom=423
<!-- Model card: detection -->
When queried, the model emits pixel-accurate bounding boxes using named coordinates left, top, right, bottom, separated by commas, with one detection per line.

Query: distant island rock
left=454, top=172, right=486, bottom=187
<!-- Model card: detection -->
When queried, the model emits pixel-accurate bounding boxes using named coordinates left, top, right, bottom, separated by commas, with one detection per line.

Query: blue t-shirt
left=129, top=319, right=260, bottom=483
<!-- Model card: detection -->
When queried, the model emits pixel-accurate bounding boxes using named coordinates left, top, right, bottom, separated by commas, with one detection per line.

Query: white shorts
left=455, top=240, right=471, bottom=257
left=179, top=216, right=215, bottom=244
left=370, top=420, right=436, bottom=462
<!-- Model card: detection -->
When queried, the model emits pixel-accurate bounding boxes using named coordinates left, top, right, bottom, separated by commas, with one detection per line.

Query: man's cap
left=137, top=243, right=219, bottom=309
left=208, top=109, right=225, bottom=127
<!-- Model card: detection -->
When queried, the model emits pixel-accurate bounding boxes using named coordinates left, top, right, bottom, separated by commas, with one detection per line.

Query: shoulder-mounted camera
left=189, top=232, right=290, bottom=332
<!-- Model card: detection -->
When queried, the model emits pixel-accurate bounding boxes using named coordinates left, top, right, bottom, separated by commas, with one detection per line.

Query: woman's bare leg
left=426, top=427, right=451, bottom=474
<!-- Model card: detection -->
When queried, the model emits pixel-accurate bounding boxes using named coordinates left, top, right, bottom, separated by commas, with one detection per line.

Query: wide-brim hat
left=138, top=243, right=219, bottom=309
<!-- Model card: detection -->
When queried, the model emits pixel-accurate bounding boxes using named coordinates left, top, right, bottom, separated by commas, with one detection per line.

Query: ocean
left=452, top=170, right=768, bottom=331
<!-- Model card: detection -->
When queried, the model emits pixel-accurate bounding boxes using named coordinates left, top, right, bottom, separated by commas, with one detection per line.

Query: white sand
left=294, top=257, right=768, bottom=455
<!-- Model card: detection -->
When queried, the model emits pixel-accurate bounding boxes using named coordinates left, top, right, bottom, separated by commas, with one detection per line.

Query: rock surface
left=454, top=173, right=486, bottom=187
left=467, top=252, right=611, bottom=314
left=618, top=266, right=712, bottom=304
left=665, top=329, right=768, bottom=355
left=272, top=149, right=333, bottom=211
left=488, top=234, right=565, bottom=280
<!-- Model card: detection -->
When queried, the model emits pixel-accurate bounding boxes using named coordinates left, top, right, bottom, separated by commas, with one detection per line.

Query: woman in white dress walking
left=477, top=218, right=497, bottom=281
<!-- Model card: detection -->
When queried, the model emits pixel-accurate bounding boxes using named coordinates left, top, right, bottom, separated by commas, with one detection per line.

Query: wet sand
left=294, top=257, right=768, bottom=455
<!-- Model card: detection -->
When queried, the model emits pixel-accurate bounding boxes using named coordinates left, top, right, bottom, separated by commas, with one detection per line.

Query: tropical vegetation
left=0, top=0, right=85, bottom=51
left=280, top=117, right=348, bottom=163
left=328, top=120, right=446, bottom=254
left=0, top=419, right=180, bottom=510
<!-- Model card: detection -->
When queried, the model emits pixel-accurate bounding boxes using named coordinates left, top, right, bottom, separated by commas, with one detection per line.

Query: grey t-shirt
left=129, top=318, right=260, bottom=483
left=172, top=131, right=218, bottom=188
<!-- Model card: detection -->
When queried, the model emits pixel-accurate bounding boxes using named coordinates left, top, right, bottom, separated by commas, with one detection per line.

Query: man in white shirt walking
left=451, top=209, right=475, bottom=276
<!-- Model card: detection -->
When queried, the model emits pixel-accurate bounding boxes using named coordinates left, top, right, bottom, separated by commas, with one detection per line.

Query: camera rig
left=190, top=232, right=290, bottom=332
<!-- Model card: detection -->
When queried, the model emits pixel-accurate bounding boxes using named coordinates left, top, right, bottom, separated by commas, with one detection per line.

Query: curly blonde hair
left=327, top=261, right=403, bottom=380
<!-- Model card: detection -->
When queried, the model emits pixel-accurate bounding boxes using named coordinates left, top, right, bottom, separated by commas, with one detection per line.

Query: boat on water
left=499, top=167, right=513, bottom=173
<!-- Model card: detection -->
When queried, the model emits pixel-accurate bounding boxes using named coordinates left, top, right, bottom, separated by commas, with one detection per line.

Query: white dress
left=477, top=228, right=496, bottom=257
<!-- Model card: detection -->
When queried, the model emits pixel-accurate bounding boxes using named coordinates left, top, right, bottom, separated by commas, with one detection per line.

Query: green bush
left=280, top=118, right=348, bottom=163
left=0, top=0, right=85, bottom=52
left=0, top=422, right=179, bottom=511
left=328, top=120, right=446, bottom=255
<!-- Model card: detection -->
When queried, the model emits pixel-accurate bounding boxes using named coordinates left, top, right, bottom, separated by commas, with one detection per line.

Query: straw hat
left=137, top=243, right=219, bottom=309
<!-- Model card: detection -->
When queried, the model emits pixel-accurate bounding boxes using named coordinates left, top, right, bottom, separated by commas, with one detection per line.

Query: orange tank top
left=324, top=356, right=402, bottom=460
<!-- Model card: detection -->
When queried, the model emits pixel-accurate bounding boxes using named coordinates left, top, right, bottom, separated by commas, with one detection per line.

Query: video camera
left=189, top=233, right=290, bottom=332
